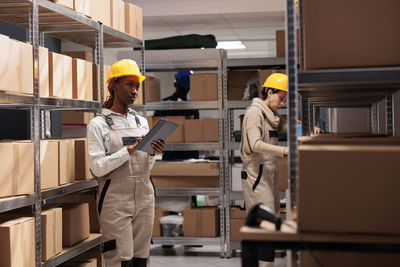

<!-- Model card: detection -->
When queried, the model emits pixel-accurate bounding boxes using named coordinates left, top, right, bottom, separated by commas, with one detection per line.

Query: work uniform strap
left=130, top=110, right=141, bottom=127
left=99, top=114, right=114, bottom=128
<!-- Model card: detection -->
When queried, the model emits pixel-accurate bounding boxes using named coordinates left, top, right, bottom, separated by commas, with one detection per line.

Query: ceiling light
left=217, top=41, right=246, bottom=50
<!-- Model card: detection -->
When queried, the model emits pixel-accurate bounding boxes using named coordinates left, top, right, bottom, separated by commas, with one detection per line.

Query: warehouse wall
left=334, top=107, right=370, bottom=133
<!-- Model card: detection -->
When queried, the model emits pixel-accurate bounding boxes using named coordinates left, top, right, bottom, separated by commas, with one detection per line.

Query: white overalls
left=88, top=109, right=155, bottom=267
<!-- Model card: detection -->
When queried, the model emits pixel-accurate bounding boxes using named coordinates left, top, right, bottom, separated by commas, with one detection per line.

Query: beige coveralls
left=87, top=109, right=155, bottom=267
left=240, top=98, right=286, bottom=265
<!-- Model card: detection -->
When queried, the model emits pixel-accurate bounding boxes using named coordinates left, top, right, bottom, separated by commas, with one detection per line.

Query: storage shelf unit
left=0, top=1, right=143, bottom=266
left=152, top=237, right=220, bottom=246
left=122, top=48, right=228, bottom=257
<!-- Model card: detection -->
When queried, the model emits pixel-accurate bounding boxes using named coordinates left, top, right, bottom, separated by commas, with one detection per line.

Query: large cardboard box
left=0, top=217, right=35, bottom=267
left=151, top=162, right=220, bottom=188
left=124, top=3, right=143, bottom=40
left=12, top=142, right=34, bottom=196
left=49, top=52, right=73, bottom=99
left=298, top=145, right=400, bottom=234
left=74, top=0, right=90, bottom=16
left=12, top=40, right=33, bottom=94
left=58, top=139, right=75, bottom=185
left=72, top=58, right=93, bottom=101
left=227, top=71, right=257, bottom=100
left=275, top=30, right=299, bottom=58
left=145, top=76, right=161, bottom=102
left=303, top=0, right=400, bottom=69
left=42, top=208, right=62, bottom=261
left=39, top=46, right=50, bottom=97
left=55, top=193, right=100, bottom=233
left=61, top=259, right=97, bottom=267
left=184, top=119, right=219, bottom=142
left=152, top=116, right=186, bottom=143
left=110, top=0, right=125, bottom=32
left=300, top=251, right=400, bottom=267
left=190, top=74, right=218, bottom=101
left=153, top=210, right=168, bottom=237
left=277, top=157, right=288, bottom=192
left=0, top=34, right=12, bottom=92
left=74, top=138, right=93, bottom=180
left=62, top=111, right=94, bottom=125
left=90, top=0, right=111, bottom=27
left=0, top=143, right=14, bottom=198
left=184, top=207, right=219, bottom=237
left=230, top=207, right=246, bottom=242
left=40, top=140, right=59, bottom=190
left=62, top=203, right=90, bottom=246
left=63, top=51, right=93, bottom=62
left=299, top=136, right=400, bottom=146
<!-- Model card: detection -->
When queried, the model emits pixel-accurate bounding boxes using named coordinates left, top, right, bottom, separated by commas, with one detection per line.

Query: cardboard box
left=298, top=136, right=400, bottom=146
left=124, top=3, right=143, bottom=39
left=230, top=207, right=246, bottom=219
left=62, top=111, right=94, bottom=125
left=39, top=46, right=50, bottom=97
left=61, top=259, right=97, bottom=267
left=42, top=208, right=62, bottom=261
left=184, top=208, right=219, bottom=237
left=0, top=34, right=12, bottom=92
left=230, top=218, right=245, bottom=242
left=0, top=143, right=14, bottom=198
left=152, top=116, right=186, bottom=143
left=190, top=74, right=218, bottom=101
left=151, top=176, right=219, bottom=188
left=110, top=0, right=125, bottom=32
left=227, top=71, right=257, bottom=100
left=63, top=51, right=93, bottom=62
left=72, top=249, right=102, bottom=267
left=151, top=162, right=219, bottom=176
left=74, top=138, right=93, bottom=180
left=153, top=210, right=168, bottom=237
left=55, top=193, right=100, bottom=233
left=58, top=139, right=75, bottom=185
left=277, top=157, right=288, bottom=192
left=145, top=76, right=161, bottom=102
left=300, top=251, right=400, bottom=267
left=90, top=0, right=111, bottom=27
left=74, top=0, right=90, bottom=16
left=12, top=40, right=33, bottom=94
left=184, top=118, right=219, bottom=142
left=72, top=58, right=93, bottom=101
left=53, top=0, right=73, bottom=9
left=275, top=29, right=299, bottom=58
left=49, top=52, right=73, bottom=99
left=92, top=64, right=111, bottom=102
left=62, top=203, right=90, bottom=246
left=0, top=217, right=35, bottom=267
left=303, top=0, right=400, bottom=69
left=12, top=142, right=34, bottom=196
left=40, top=140, right=59, bottom=190
left=298, top=145, right=400, bottom=234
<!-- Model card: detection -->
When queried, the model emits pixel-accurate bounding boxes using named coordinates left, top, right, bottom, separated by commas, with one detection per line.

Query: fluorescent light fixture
left=217, top=41, right=246, bottom=50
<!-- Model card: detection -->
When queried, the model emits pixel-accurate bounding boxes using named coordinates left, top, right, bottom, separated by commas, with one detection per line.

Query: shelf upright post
left=309, top=103, right=314, bottom=135
left=301, top=96, right=309, bottom=135
left=372, top=102, right=378, bottom=134
left=286, top=0, right=299, bottom=264
left=95, top=23, right=104, bottom=105
left=29, top=1, right=42, bottom=266
left=386, top=93, right=394, bottom=136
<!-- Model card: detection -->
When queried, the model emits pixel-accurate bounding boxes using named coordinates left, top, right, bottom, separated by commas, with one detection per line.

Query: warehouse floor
left=149, top=245, right=287, bottom=267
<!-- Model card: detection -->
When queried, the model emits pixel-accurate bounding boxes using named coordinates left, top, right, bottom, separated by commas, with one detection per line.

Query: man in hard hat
left=87, top=59, right=165, bottom=267
left=240, top=73, right=289, bottom=267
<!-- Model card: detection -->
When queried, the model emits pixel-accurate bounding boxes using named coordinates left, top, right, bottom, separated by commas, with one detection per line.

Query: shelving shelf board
left=103, top=25, right=143, bottom=48
left=227, top=101, right=252, bottom=109
left=227, top=142, right=240, bottom=151
left=39, top=97, right=101, bottom=110
left=0, top=194, right=35, bottom=213
left=164, top=142, right=220, bottom=151
left=42, top=233, right=103, bottom=267
left=151, top=237, right=220, bottom=246
left=0, top=92, right=34, bottom=109
left=41, top=180, right=98, bottom=201
left=155, top=188, right=220, bottom=196
left=230, top=191, right=244, bottom=200
left=226, top=57, right=285, bottom=69
left=146, top=101, right=219, bottom=110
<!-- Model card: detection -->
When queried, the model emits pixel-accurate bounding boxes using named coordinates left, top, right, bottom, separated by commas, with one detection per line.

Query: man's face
left=114, top=76, right=140, bottom=105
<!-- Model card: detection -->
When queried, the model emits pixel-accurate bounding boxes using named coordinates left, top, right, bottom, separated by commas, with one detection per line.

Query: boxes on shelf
left=90, top=0, right=111, bottom=27
left=72, top=248, right=103, bottom=267
left=110, top=0, right=125, bottom=32
left=55, top=193, right=100, bottom=233
left=153, top=210, right=168, bottom=237
left=152, top=116, right=186, bottom=143
left=63, top=51, right=93, bottom=62
left=62, top=203, right=90, bottom=246
left=230, top=207, right=246, bottom=242
left=227, top=71, right=257, bottom=100
left=0, top=34, right=12, bottom=92
left=277, top=157, right=288, bottom=192
left=62, top=111, right=95, bottom=125
left=151, top=162, right=220, bottom=188
left=145, top=76, right=161, bottom=102
left=298, top=135, right=400, bottom=146
left=61, top=259, right=97, bottom=267
left=49, top=52, right=73, bottom=99
left=74, top=138, right=93, bottom=180
left=183, top=207, right=219, bottom=237
left=298, top=144, right=400, bottom=235
left=58, top=139, right=76, bottom=185
left=0, top=217, right=35, bottom=267
left=300, top=251, right=400, bottom=267
left=40, top=140, right=59, bottom=190
left=0, top=142, right=14, bottom=198
left=42, top=207, right=63, bottom=261
left=124, top=3, right=143, bottom=40
left=39, top=46, right=50, bottom=97
left=12, top=40, right=33, bottom=95
left=275, top=29, right=299, bottom=58
left=303, top=0, right=400, bottom=69
left=184, top=118, right=219, bottom=142
left=72, top=58, right=93, bottom=101
left=190, top=74, right=218, bottom=101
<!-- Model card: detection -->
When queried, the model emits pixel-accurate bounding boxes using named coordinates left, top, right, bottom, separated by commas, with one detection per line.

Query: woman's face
left=114, top=76, right=140, bottom=105
left=267, top=90, right=287, bottom=112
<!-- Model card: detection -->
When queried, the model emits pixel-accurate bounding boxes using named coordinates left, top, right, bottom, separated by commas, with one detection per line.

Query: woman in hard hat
left=240, top=73, right=289, bottom=267
left=87, top=59, right=165, bottom=267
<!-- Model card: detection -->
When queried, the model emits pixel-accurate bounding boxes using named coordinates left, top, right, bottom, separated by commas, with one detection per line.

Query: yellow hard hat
left=262, top=73, right=288, bottom=92
left=106, top=59, right=146, bottom=84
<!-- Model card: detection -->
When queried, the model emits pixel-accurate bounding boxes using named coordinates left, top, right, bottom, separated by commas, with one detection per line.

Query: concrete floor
left=149, top=245, right=287, bottom=267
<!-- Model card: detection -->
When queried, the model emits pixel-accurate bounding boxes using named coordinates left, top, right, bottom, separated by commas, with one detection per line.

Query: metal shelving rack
left=223, top=58, right=286, bottom=258
left=0, top=1, right=143, bottom=266
left=119, top=48, right=228, bottom=257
